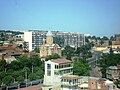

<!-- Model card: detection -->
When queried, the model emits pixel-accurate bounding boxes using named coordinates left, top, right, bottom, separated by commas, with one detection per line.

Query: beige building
left=78, top=77, right=117, bottom=90
left=40, top=31, right=61, bottom=60
left=106, top=65, right=120, bottom=81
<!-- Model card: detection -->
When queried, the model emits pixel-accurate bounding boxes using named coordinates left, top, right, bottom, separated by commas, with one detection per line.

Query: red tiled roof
left=51, top=59, right=72, bottom=64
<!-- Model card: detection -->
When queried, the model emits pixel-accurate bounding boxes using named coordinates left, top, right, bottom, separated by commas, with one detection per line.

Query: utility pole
left=25, top=71, right=27, bottom=87
left=32, top=65, right=33, bottom=73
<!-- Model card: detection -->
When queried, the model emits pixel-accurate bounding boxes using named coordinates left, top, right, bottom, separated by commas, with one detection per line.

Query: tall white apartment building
left=44, top=59, right=73, bottom=86
left=24, top=31, right=46, bottom=51
left=24, top=31, right=32, bottom=51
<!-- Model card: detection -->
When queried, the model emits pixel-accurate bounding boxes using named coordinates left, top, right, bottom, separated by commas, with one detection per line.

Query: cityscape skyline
left=0, top=0, right=120, bottom=37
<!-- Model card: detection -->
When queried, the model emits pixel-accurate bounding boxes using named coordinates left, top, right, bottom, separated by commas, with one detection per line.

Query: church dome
left=46, top=31, right=53, bottom=36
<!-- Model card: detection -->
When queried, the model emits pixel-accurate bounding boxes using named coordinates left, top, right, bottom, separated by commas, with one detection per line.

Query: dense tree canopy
left=53, top=37, right=64, bottom=47
left=0, top=55, right=44, bottom=85
left=98, top=54, right=120, bottom=78
left=75, top=44, right=92, bottom=59
left=62, top=46, right=75, bottom=60
left=2, top=75, right=14, bottom=85
left=32, top=48, right=40, bottom=53
left=16, top=76, right=24, bottom=83
left=73, top=58, right=91, bottom=76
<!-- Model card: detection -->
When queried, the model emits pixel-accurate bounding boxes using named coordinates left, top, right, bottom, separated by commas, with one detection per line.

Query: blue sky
left=0, top=0, right=120, bottom=36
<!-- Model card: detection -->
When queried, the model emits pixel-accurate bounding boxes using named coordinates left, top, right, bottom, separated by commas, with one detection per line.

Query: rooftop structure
left=46, top=30, right=53, bottom=37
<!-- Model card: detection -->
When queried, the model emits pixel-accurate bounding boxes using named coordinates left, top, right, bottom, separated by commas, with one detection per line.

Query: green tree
left=30, top=56, right=42, bottom=66
left=102, top=36, right=109, bottom=40
left=62, top=46, right=75, bottom=60
left=2, top=75, right=14, bottom=85
left=11, top=71, right=20, bottom=81
left=98, top=54, right=120, bottom=78
left=92, top=36, right=97, bottom=40
left=45, top=53, right=60, bottom=61
left=9, top=60, right=21, bottom=71
left=85, top=37, right=89, bottom=43
left=23, top=67, right=30, bottom=73
left=97, top=37, right=101, bottom=40
left=109, top=40, right=112, bottom=46
left=34, top=67, right=44, bottom=79
left=0, top=60, right=7, bottom=71
left=110, top=36, right=115, bottom=41
left=100, top=40, right=104, bottom=46
left=18, top=55, right=31, bottom=69
left=73, top=58, right=91, bottom=76
left=0, top=71, right=5, bottom=85
left=53, top=37, right=64, bottom=47
left=16, top=76, right=24, bottom=83
left=33, top=48, right=40, bottom=53
left=28, top=73, right=36, bottom=81
left=75, top=45, right=92, bottom=59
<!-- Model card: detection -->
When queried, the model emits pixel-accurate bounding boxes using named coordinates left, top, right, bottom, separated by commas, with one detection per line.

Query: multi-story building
left=54, top=31, right=85, bottom=48
left=24, top=31, right=46, bottom=51
left=24, top=30, right=85, bottom=51
left=44, top=58, right=73, bottom=86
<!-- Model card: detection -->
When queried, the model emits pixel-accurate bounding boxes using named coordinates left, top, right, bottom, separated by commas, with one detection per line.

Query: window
left=55, top=65, right=58, bottom=69
left=47, top=70, right=51, bottom=76
left=47, top=64, right=51, bottom=69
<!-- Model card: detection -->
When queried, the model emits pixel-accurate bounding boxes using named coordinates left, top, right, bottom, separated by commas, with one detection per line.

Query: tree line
left=0, top=55, right=44, bottom=86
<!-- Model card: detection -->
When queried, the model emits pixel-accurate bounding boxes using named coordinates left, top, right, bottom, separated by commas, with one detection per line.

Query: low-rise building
left=78, top=77, right=117, bottom=90
left=106, top=65, right=120, bottom=81
left=61, top=75, right=80, bottom=90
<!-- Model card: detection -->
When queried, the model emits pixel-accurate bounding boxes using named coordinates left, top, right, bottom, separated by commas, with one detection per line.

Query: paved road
left=88, top=51, right=102, bottom=78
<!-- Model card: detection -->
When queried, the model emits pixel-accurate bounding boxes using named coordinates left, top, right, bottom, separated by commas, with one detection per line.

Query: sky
left=0, top=0, right=120, bottom=36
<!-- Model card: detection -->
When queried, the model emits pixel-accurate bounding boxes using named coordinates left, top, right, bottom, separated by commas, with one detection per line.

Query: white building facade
left=24, top=31, right=33, bottom=51
left=24, top=31, right=46, bottom=51
left=44, top=59, right=73, bottom=87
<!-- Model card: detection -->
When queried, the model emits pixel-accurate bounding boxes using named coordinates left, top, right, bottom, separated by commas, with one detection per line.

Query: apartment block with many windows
left=24, top=30, right=85, bottom=51
left=54, top=31, right=85, bottom=48
left=24, top=31, right=46, bottom=51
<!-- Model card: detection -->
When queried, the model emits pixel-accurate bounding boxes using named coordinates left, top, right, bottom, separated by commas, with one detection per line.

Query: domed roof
left=46, top=31, right=53, bottom=36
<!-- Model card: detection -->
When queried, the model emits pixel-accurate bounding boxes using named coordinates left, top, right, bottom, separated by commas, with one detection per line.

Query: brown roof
left=2, top=44, right=9, bottom=48
left=61, top=75, right=80, bottom=80
left=51, top=59, right=72, bottom=64
left=11, top=44, right=17, bottom=48
left=117, top=64, right=120, bottom=69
